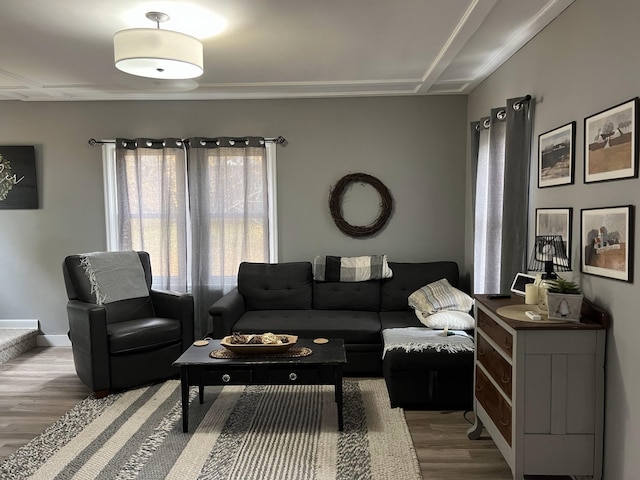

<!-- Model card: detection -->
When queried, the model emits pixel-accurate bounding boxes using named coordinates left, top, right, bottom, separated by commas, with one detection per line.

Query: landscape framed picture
left=584, top=98, right=639, bottom=183
left=536, top=208, right=572, bottom=268
left=581, top=205, right=634, bottom=282
left=538, top=122, right=575, bottom=188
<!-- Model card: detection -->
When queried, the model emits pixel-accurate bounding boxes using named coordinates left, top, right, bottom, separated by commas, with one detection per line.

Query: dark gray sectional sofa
left=209, top=260, right=465, bottom=376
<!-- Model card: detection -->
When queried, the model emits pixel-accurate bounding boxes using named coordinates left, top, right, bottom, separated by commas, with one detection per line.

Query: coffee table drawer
left=269, top=368, right=319, bottom=384
left=206, top=369, right=253, bottom=385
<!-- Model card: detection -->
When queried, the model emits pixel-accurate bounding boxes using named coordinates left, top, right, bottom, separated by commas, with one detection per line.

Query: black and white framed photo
left=538, top=122, right=575, bottom=188
left=584, top=98, right=639, bottom=183
left=0, top=145, right=38, bottom=209
left=536, top=208, right=572, bottom=268
left=581, top=205, right=634, bottom=282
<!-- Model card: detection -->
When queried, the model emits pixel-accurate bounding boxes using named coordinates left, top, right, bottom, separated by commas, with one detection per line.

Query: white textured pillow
left=408, top=278, right=474, bottom=314
left=415, top=310, right=475, bottom=330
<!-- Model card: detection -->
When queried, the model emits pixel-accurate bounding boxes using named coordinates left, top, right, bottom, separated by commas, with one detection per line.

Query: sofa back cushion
left=313, top=280, right=380, bottom=311
left=381, top=261, right=459, bottom=311
left=238, top=262, right=313, bottom=310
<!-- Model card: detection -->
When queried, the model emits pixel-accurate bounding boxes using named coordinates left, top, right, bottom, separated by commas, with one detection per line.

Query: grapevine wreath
left=329, top=172, right=393, bottom=237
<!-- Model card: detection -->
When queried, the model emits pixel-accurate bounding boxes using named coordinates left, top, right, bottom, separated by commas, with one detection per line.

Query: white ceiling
left=0, top=0, right=573, bottom=102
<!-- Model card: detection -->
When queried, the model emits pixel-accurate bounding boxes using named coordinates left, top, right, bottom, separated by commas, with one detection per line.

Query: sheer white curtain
left=472, top=96, right=533, bottom=294
left=104, top=136, right=277, bottom=337
left=188, top=137, right=274, bottom=335
left=113, top=138, right=189, bottom=291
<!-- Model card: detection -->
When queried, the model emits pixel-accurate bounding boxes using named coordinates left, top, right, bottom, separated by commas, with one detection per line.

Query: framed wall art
left=536, top=208, right=572, bottom=268
left=584, top=98, right=639, bottom=183
left=581, top=205, right=634, bottom=282
left=538, top=122, right=575, bottom=188
left=0, top=145, right=38, bottom=209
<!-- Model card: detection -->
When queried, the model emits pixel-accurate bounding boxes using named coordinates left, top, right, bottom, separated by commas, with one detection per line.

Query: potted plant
left=545, top=278, right=583, bottom=322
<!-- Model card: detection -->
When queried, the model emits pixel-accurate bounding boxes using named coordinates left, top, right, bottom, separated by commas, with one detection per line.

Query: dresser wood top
left=475, top=294, right=609, bottom=330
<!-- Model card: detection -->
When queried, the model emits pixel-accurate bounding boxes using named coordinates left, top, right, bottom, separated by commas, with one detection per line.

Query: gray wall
left=0, top=95, right=467, bottom=336
left=466, top=0, right=640, bottom=477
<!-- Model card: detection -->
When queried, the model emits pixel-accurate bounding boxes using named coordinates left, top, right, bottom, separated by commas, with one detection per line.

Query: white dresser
left=467, top=295, right=609, bottom=480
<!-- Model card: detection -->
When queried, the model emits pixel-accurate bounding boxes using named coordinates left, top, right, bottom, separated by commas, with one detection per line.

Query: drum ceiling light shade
left=113, top=12, right=203, bottom=80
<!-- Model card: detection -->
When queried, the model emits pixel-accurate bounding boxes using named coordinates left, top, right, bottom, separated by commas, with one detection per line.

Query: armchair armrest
left=209, top=288, right=246, bottom=338
left=150, top=289, right=195, bottom=348
left=66, top=300, right=110, bottom=392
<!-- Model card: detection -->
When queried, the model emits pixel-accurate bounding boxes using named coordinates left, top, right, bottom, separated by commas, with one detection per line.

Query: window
left=102, top=137, right=278, bottom=335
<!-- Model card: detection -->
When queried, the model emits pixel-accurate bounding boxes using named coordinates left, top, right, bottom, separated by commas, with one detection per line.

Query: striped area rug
left=0, top=379, right=421, bottom=480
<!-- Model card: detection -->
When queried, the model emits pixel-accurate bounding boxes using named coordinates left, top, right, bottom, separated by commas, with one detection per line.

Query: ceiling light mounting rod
left=146, top=11, right=169, bottom=29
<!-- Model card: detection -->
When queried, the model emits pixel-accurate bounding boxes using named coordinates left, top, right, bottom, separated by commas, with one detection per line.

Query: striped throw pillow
left=313, top=255, right=393, bottom=282
left=408, top=278, right=473, bottom=315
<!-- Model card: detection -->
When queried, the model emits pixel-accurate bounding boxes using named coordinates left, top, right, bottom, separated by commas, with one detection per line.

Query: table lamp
left=527, top=235, right=570, bottom=310
left=527, top=235, right=571, bottom=279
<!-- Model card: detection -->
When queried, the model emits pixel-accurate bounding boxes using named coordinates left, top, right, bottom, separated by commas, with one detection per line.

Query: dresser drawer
left=477, top=308, right=513, bottom=358
left=477, top=334, right=512, bottom=400
left=476, top=367, right=512, bottom=446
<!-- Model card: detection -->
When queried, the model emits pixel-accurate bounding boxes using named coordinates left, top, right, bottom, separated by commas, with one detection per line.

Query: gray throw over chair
left=62, top=251, right=194, bottom=397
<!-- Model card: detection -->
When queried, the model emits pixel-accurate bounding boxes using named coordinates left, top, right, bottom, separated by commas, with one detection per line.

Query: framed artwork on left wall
left=0, top=145, right=38, bottom=209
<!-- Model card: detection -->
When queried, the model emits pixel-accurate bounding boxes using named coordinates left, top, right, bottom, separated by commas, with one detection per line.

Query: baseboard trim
left=0, top=319, right=39, bottom=329
left=37, top=335, right=71, bottom=347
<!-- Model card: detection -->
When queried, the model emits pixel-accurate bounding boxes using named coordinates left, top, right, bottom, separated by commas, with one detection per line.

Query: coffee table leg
left=180, top=366, right=189, bottom=433
left=335, top=366, right=344, bottom=431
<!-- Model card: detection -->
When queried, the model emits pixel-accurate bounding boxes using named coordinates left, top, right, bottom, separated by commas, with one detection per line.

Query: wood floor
left=0, top=348, right=540, bottom=479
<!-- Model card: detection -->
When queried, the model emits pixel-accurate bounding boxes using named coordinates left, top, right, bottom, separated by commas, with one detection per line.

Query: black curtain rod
left=88, top=136, right=287, bottom=146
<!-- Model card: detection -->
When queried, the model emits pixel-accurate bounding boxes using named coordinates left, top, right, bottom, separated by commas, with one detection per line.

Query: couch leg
left=94, top=389, right=109, bottom=399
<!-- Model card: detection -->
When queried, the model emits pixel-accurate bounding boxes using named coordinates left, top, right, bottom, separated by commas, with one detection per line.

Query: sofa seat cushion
left=379, top=311, right=424, bottom=330
left=107, top=318, right=182, bottom=354
left=233, top=310, right=381, bottom=344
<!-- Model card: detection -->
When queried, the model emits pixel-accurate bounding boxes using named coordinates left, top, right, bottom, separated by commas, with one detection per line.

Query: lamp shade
left=527, top=235, right=571, bottom=278
left=114, top=28, right=203, bottom=80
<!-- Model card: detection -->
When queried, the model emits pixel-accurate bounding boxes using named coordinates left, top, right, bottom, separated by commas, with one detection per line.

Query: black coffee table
left=172, top=338, right=347, bottom=432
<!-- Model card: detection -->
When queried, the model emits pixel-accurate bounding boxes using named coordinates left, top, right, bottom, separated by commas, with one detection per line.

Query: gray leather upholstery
left=63, top=251, right=194, bottom=395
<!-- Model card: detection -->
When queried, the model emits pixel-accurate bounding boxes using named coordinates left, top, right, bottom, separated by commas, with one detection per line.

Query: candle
left=525, top=283, right=538, bottom=305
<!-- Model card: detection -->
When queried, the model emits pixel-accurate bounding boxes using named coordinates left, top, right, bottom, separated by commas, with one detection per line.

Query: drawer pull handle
left=222, top=374, right=231, bottom=383
left=500, top=417, right=510, bottom=426
left=503, top=337, right=512, bottom=349
left=501, top=373, right=511, bottom=384
left=289, top=372, right=298, bottom=381
left=478, top=346, right=485, bottom=355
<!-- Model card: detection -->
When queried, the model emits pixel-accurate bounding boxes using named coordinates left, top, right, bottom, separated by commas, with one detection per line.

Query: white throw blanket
left=79, top=251, right=149, bottom=305
left=382, top=327, right=474, bottom=358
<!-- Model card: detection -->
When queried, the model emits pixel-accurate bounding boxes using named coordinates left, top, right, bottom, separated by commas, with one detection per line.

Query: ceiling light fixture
left=113, top=11, right=203, bottom=80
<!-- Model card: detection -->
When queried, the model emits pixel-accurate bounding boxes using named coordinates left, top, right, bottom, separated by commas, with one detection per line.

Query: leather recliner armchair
left=62, top=251, right=194, bottom=397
